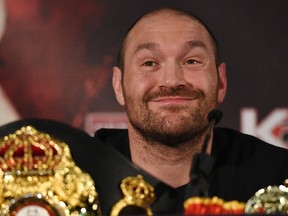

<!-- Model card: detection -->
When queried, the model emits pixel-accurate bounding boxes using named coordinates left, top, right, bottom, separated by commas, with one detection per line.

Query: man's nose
left=159, top=63, right=187, bottom=89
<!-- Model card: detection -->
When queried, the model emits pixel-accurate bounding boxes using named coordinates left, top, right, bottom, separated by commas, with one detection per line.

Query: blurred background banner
left=0, top=0, right=287, bottom=148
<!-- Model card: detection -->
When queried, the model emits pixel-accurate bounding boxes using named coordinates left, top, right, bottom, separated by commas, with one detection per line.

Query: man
left=88, top=7, right=288, bottom=215
left=1, top=7, right=286, bottom=215
left=112, top=7, right=226, bottom=189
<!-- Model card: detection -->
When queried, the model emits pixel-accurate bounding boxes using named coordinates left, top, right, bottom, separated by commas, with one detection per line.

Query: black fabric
left=209, top=128, right=288, bottom=201
left=93, top=127, right=288, bottom=215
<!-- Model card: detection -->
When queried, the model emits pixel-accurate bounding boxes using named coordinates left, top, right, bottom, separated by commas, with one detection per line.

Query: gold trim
left=245, top=185, right=288, bottom=214
left=0, top=126, right=100, bottom=215
left=110, top=175, right=155, bottom=216
left=5, top=193, right=64, bottom=216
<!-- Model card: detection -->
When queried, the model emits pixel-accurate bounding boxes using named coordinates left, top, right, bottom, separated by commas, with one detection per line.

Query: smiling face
left=113, top=9, right=227, bottom=146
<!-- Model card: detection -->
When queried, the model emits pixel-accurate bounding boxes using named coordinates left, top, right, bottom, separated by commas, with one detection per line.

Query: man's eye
left=185, top=59, right=199, bottom=65
left=142, top=61, right=156, bottom=67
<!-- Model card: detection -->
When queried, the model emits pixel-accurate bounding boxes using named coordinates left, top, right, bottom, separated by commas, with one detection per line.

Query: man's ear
left=217, top=63, right=227, bottom=104
left=112, top=66, right=125, bottom=106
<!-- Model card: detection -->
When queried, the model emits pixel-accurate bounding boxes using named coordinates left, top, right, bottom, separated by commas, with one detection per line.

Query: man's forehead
left=125, top=12, right=211, bottom=51
left=132, top=10, right=202, bottom=31
left=117, top=9, right=219, bottom=69
left=139, top=9, right=199, bottom=23
left=128, top=12, right=205, bottom=38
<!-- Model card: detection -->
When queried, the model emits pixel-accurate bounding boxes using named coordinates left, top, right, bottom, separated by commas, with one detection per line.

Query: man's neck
left=128, top=127, right=212, bottom=188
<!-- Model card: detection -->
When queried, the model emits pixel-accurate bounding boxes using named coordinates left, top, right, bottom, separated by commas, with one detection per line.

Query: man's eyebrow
left=185, top=40, right=208, bottom=50
left=133, top=42, right=160, bottom=55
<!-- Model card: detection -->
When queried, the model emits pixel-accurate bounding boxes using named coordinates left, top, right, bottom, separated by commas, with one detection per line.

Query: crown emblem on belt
left=0, top=125, right=100, bottom=215
left=111, top=175, right=155, bottom=216
left=0, top=126, right=63, bottom=174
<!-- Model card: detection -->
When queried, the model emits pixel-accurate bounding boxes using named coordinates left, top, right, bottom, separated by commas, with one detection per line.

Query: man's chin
left=146, top=132, right=196, bottom=147
left=144, top=125, right=199, bottom=143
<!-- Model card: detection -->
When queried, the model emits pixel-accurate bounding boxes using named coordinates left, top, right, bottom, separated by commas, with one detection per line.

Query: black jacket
left=90, top=127, right=288, bottom=215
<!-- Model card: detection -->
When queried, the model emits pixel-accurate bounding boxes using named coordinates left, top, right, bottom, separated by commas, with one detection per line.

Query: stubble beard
left=124, top=87, right=217, bottom=147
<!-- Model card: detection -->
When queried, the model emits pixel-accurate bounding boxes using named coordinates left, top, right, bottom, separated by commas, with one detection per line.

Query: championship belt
left=245, top=183, right=288, bottom=214
left=0, top=125, right=100, bottom=216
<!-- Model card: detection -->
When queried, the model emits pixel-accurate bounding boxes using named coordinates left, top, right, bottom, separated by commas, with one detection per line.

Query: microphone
left=185, top=109, right=223, bottom=198
left=208, top=109, right=223, bottom=126
left=201, top=109, right=223, bottom=154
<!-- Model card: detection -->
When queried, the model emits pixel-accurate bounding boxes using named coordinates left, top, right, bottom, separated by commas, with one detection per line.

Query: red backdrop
left=0, top=0, right=287, bottom=148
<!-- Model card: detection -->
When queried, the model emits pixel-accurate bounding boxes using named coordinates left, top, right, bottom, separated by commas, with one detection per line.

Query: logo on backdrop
left=241, top=108, right=288, bottom=149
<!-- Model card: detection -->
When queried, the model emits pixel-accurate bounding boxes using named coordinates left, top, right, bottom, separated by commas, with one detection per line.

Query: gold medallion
left=0, top=126, right=100, bottom=215
left=110, top=175, right=155, bottom=216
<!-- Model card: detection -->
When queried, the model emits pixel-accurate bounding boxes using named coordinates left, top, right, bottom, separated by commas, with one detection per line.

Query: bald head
left=116, top=8, right=220, bottom=71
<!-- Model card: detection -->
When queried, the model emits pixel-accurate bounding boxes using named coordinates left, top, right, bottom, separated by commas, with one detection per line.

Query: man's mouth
left=144, top=88, right=205, bottom=103
left=149, top=96, right=197, bottom=105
